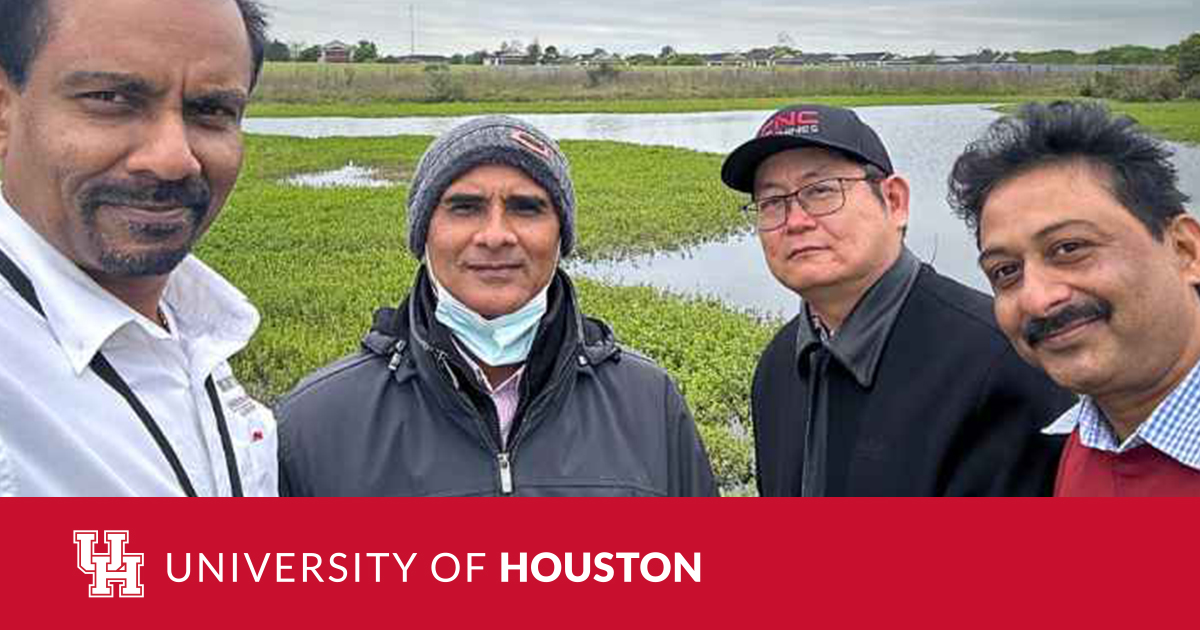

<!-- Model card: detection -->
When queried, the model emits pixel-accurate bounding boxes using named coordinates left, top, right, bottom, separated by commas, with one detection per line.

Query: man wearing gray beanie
left=277, top=115, right=716, bottom=497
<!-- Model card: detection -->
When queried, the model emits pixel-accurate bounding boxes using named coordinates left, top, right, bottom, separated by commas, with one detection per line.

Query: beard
left=77, top=177, right=212, bottom=277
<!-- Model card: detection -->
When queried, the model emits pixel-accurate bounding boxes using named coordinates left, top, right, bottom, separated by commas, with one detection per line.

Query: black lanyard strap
left=206, top=377, right=244, bottom=497
left=0, top=247, right=243, bottom=497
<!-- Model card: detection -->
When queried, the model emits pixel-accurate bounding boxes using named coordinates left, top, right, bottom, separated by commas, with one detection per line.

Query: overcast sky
left=262, top=0, right=1199, bottom=57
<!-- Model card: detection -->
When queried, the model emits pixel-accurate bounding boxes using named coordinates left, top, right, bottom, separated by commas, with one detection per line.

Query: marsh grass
left=256, top=63, right=1087, bottom=107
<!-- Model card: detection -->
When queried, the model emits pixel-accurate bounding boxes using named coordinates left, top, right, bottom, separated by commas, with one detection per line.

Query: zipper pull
left=498, top=453, right=514, bottom=495
left=437, top=352, right=461, bottom=390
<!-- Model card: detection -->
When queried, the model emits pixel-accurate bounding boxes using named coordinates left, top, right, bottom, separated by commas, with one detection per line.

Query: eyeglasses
left=742, top=177, right=875, bottom=232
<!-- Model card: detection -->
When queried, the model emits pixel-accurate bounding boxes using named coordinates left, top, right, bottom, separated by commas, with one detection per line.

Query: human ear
left=881, top=174, right=911, bottom=232
left=1165, top=214, right=1200, bottom=289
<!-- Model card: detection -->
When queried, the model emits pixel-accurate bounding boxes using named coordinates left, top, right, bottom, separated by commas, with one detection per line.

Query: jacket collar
left=361, top=267, right=616, bottom=451
left=0, top=190, right=258, bottom=376
left=795, top=247, right=921, bottom=388
left=362, top=267, right=619, bottom=383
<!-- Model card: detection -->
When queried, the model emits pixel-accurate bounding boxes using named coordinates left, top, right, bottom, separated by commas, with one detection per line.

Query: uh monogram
left=74, top=530, right=144, bottom=598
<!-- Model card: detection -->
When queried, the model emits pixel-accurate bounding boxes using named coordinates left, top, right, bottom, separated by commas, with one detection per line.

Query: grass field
left=254, top=62, right=1089, bottom=107
left=202, top=133, right=774, bottom=492
left=991, top=100, right=1200, bottom=144
left=1108, top=101, right=1200, bottom=144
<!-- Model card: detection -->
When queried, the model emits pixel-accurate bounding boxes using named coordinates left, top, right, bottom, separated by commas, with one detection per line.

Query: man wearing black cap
left=722, top=105, right=1073, bottom=496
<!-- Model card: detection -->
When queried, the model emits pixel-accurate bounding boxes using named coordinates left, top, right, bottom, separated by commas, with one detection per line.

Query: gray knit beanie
left=406, top=115, right=577, bottom=258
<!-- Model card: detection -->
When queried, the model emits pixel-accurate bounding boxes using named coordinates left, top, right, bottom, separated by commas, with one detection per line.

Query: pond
left=247, top=106, right=1200, bottom=319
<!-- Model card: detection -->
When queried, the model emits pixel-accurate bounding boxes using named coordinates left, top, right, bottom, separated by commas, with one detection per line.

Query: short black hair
left=948, top=100, right=1190, bottom=244
left=0, top=0, right=268, bottom=91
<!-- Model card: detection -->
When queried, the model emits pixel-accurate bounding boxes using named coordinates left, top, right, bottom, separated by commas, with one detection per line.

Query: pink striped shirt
left=455, top=345, right=524, bottom=449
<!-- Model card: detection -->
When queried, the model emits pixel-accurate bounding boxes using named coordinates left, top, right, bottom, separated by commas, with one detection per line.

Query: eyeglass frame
left=742, top=175, right=882, bottom=232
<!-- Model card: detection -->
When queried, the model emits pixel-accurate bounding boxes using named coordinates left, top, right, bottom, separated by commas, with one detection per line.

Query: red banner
left=2, top=500, right=1194, bottom=628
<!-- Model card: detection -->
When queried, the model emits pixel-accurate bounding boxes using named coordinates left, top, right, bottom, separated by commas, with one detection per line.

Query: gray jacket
left=277, top=269, right=716, bottom=497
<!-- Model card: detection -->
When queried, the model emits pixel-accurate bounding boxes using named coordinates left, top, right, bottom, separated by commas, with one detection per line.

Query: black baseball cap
left=721, top=104, right=895, bottom=193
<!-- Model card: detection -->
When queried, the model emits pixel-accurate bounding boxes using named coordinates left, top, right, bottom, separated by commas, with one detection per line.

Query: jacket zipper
left=497, top=452, right=514, bottom=494
left=495, top=351, right=579, bottom=497
left=434, top=347, right=515, bottom=496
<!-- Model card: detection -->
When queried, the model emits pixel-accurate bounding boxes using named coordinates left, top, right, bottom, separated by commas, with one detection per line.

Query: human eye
left=757, top=196, right=786, bottom=213
left=187, top=98, right=243, bottom=128
left=1049, top=239, right=1091, bottom=262
left=507, top=197, right=548, bottom=216
left=442, top=196, right=483, bottom=216
left=77, top=90, right=137, bottom=112
left=985, top=261, right=1023, bottom=290
left=801, top=180, right=840, bottom=201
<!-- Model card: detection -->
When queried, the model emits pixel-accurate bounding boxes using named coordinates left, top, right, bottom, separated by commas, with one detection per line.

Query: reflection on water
left=566, top=228, right=800, bottom=319
left=285, top=162, right=393, bottom=188
left=248, top=106, right=1200, bottom=318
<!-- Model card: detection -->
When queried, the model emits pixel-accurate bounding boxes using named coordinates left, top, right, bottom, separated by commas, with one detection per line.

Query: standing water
left=249, top=106, right=1200, bottom=319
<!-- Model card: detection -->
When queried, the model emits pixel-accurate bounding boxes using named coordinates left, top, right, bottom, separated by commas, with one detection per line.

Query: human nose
left=1016, top=263, right=1072, bottom=318
left=125, top=111, right=202, bottom=182
left=781, top=195, right=818, bottom=232
left=473, top=201, right=518, bottom=249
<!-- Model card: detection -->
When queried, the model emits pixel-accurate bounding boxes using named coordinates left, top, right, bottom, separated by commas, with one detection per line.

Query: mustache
left=1023, top=298, right=1113, bottom=346
left=78, top=177, right=212, bottom=217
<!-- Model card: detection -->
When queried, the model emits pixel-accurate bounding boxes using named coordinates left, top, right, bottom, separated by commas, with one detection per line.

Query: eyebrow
left=978, top=219, right=1098, bottom=266
left=442, top=193, right=486, bottom=205
left=186, top=90, right=249, bottom=112
left=61, top=71, right=248, bottom=107
left=757, top=165, right=848, bottom=193
left=441, top=193, right=550, bottom=207
left=505, top=194, right=549, bottom=208
left=61, top=71, right=158, bottom=97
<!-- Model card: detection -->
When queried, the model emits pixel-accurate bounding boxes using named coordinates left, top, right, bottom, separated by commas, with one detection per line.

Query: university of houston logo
left=74, top=530, right=144, bottom=598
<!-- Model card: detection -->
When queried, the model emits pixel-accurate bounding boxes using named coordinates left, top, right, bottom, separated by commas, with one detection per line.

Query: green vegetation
left=1178, top=33, right=1200, bottom=83
left=1109, top=101, right=1200, bottom=144
left=1080, top=71, right=1185, bottom=103
left=203, top=134, right=774, bottom=492
left=253, top=62, right=1084, bottom=108
left=995, top=100, right=1200, bottom=144
left=1015, top=44, right=1177, bottom=66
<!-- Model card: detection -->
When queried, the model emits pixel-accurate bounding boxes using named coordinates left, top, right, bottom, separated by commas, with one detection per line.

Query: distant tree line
left=260, top=34, right=1199, bottom=83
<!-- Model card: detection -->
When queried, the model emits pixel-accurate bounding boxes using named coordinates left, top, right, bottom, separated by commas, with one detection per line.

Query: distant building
left=702, top=53, right=749, bottom=68
left=320, top=40, right=352, bottom=63
left=775, top=53, right=833, bottom=66
left=576, top=52, right=625, bottom=66
left=483, top=50, right=531, bottom=66
left=746, top=49, right=782, bottom=68
left=393, top=54, right=452, bottom=65
left=846, top=52, right=901, bottom=67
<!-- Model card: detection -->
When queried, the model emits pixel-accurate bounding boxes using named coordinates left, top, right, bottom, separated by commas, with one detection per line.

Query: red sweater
left=1056, top=430, right=1200, bottom=496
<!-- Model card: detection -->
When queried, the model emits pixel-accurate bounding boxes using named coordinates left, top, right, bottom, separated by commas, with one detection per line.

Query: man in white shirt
left=0, top=0, right=277, bottom=496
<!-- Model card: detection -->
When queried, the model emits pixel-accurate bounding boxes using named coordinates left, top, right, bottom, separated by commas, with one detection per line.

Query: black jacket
left=278, top=269, right=716, bottom=497
left=753, top=264, right=1074, bottom=496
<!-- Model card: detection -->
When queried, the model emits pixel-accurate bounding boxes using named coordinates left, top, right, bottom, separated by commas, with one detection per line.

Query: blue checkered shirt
left=1044, top=359, right=1200, bottom=472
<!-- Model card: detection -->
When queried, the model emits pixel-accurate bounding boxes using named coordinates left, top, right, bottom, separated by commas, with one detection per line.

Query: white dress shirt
left=0, top=191, right=278, bottom=496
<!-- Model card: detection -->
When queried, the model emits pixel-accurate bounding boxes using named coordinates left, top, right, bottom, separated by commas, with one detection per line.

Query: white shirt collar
left=1042, top=406, right=1081, bottom=436
left=0, top=189, right=259, bottom=376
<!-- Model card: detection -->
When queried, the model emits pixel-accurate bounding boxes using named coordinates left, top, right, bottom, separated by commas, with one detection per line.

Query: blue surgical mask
left=428, top=266, right=549, bottom=367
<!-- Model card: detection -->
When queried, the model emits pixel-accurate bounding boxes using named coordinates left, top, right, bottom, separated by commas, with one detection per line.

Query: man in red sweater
left=949, top=101, right=1200, bottom=496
